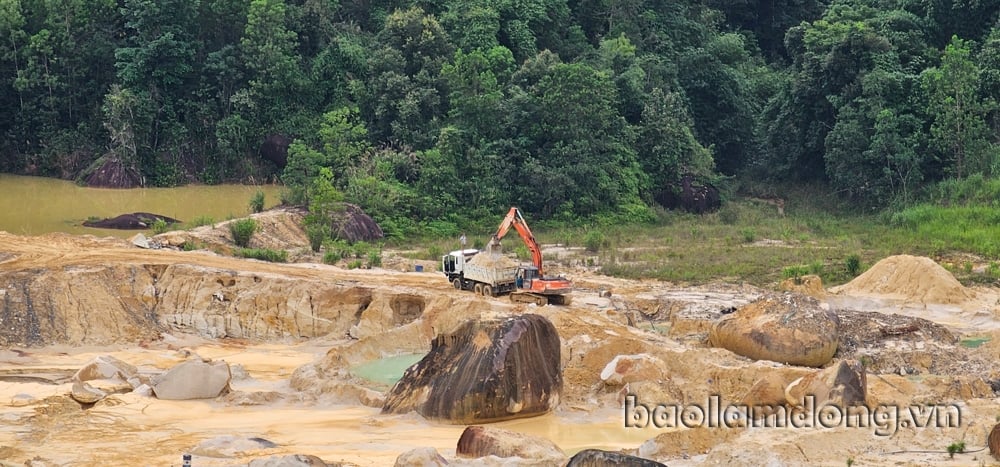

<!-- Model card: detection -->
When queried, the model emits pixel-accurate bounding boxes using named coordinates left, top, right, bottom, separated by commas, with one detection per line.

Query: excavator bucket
left=486, top=235, right=503, bottom=256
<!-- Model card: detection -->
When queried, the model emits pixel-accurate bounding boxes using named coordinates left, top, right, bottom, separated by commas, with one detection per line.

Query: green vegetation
left=9, top=0, right=1000, bottom=275
left=584, top=231, right=605, bottom=253
left=249, top=190, right=265, bottom=214
left=947, top=440, right=965, bottom=458
left=229, top=218, right=258, bottom=248
left=150, top=219, right=169, bottom=235
left=189, top=216, right=215, bottom=228
left=235, top=248, right=288, bottom=262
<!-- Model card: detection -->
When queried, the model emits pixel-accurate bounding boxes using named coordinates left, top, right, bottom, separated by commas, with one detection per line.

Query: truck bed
left=463, top=263, right=517, bottom=286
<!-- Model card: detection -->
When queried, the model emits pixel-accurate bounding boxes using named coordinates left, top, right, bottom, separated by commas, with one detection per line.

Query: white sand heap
left=833, top=254, right=974, bottom=305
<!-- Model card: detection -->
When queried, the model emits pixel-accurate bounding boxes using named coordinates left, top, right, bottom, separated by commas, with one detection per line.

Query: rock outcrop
left=709, top=293, right=839, bottom=367
left=382, top=314, right=562, bottom=423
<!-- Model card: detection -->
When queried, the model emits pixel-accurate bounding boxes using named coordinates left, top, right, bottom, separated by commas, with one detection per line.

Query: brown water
left=0, top=174, right=284, bottom=237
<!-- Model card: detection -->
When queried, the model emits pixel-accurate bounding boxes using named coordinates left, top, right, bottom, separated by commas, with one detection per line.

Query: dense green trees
left=3, top=0, right=1000, bottom=229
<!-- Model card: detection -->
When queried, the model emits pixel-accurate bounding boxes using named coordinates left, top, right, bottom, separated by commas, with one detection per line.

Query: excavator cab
left=516, top=265, right=540, bottom=289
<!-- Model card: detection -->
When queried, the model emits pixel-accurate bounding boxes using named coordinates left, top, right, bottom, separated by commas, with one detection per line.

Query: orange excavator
left=488, top=207, right=572, bottom=306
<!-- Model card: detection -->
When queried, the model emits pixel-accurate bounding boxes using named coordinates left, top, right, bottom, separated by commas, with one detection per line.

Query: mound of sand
left=467, top=252, right=518, bottom=268
left=833, top=255, right=973, bottom=305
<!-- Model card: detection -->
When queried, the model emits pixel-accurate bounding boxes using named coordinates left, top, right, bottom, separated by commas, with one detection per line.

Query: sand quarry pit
left=4, top=227, right=1000, bottom=466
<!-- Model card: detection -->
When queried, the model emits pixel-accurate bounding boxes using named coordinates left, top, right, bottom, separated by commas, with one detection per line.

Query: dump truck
left=442, top=248, right=519, bottom=297
left=441, top=207, right=572, bottom=306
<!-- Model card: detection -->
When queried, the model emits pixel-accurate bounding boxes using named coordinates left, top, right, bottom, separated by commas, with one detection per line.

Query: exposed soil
left=4, top=219, right=1000, bottom=466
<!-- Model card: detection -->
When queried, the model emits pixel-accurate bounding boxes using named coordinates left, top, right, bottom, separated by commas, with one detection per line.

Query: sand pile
left=833, top=255, right=973, bottom=305
left=467, top=252, right=518, bottom=268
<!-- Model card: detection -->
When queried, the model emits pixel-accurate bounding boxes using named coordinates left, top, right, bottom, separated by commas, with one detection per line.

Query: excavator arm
left=492, top=207, right=545, bottom=276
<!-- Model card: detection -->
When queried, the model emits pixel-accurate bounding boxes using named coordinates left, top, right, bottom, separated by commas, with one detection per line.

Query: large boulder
left=151, top=359, right=232, bottom=400
left=83, top=212, right=181, bottom=230
left=330, top=203, right=384, bottom=242
left=455, top=426, right=565, bottom=461
left=382, top=314, right=562, bottom=423
left=566, top=449, right=666, bottom=467
left=709, top=294, right=839, bottom=367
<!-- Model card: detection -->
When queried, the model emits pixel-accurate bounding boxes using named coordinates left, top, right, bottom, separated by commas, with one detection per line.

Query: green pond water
left=0, top=174, right=284, bottom=238
left=959, top=336, right=990, bottom=348
left=351, top=354, right=425, bottom=386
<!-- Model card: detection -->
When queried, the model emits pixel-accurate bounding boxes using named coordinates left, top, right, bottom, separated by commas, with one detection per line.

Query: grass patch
left=236, top=248, right=287, bottom=262
left=376, top=179, right=1000, bottom=286
left=189, top=215, right=214, bottom=228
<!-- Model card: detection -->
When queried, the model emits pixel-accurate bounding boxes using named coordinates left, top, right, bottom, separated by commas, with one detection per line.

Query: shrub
left=739, top=228, right=756, bottom=243
left=947, top=440, right=965, bottom=458
left=352, top=241, right=370, bottom=258
left=717, top=204, right=740, bottom=225
left=584, top=231, right=604, bottom=252
left=305, top=223, right=329, bottom=252
left=151, top=218, right=169, bottom=235
left=249, top=190, right=265, bottom=213
left=782, top=265, right=810, bottom=284
left=367, top=249, right=382, bottom=267
left=323, top=250, right=342, bottom=264
left=845, top=254, right=861, bottom=277
left=347, top=259, right=363, bottom=269
left=324, top=239, right=351, bottom=260
left=236, top=248, right=287, bottom=262
left=229, top=218, right=258, bottom=247
left=807, top=260, right=824, bottom=276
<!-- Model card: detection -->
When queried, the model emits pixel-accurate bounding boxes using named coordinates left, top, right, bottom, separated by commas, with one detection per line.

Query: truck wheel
left=483, top=285, right=492, bottom=297
left=474, top=283, right=483, bottom=295
left=452, top=278, right=462, bottom=290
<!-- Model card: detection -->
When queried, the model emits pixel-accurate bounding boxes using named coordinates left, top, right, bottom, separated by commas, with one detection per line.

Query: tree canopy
left=2, top=0, right=1000, bottom=231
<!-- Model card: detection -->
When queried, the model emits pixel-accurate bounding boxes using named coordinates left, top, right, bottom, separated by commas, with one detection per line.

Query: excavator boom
left=493, top=207, right=545, bottom=276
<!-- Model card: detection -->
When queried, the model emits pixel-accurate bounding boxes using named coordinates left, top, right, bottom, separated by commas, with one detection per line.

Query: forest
left=2, top=0, right=1000, bottom=236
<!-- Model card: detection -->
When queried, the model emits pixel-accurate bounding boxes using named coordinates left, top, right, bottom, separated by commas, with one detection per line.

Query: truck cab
left=442, top=249, right=479, bottom=277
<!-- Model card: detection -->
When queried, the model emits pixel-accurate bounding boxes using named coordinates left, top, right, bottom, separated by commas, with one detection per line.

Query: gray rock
left=11, top=393, right=36, bottom=407
left=73, top=355, right=138, bottom=382
left=129, top=233, right=150, bottom=249
left=248, top=454, right=330, bottom=467
left=456, top=426, right=565, bottom=461
left=151, top=359, right=231, bottom=400
left=566, top=449, right=666, bottom=467
left=395, top=447, right=449, bottom=467
left=785, top=359, right=867, bottom=407
left=191, top=435, right=278, bottom=458
left=70, top=380, right=106, bottom=404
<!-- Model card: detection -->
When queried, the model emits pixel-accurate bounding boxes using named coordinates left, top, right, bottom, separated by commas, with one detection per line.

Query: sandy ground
left=5, top=230, right=1000, bottom=466
left=0, top=338, right=649, bottom=466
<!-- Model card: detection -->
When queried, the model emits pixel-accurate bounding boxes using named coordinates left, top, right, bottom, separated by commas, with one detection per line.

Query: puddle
left=351, top=354, right=425, bottom=386
left=960, top=337, right=990, bottom=348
